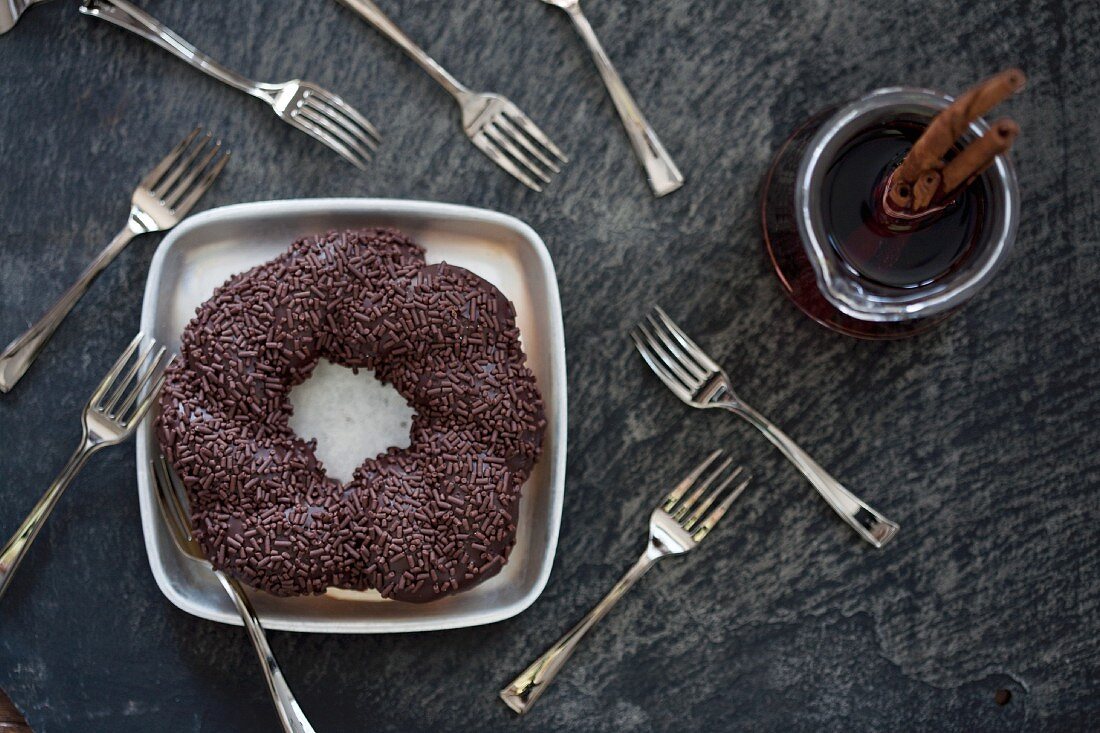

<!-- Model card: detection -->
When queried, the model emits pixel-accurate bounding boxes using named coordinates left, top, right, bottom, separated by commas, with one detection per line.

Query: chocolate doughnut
left=156, top=228, right=545, bottom=602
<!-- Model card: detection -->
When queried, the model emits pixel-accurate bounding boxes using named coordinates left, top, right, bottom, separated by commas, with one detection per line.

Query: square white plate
left=136, top=199, right=566, bottom=633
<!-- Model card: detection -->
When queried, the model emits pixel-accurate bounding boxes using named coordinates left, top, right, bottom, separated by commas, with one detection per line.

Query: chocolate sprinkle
left=156, top=228, right=546, bottom=602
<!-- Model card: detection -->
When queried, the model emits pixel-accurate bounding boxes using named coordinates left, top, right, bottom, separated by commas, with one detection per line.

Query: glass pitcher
left=761, top=87, right=1020, bottom=339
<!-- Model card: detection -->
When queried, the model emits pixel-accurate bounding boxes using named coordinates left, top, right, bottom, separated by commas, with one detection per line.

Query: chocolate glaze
left=157, top=228, right=545, bottom=602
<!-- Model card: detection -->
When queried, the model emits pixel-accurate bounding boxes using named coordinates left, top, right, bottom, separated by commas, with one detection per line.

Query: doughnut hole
left=288, top=359, right=416, bottom=484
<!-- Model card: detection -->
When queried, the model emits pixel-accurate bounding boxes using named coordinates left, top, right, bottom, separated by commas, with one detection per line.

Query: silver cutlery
left=631, top=306, right=900, bottom=548
left=538, top=0, right=683, bottom=197
left=337, top=0, right=567, bottom=191
left=0, top=128, right=227, bottom=393
left=500, top=450, right=750, bottom=714
left=0, top=0, right=48, bottom=34
left=0, top=334, right=172, bottom=600
left=80, top=0, right=379, bottom=170
left=152, top=456, right=316, bottom=733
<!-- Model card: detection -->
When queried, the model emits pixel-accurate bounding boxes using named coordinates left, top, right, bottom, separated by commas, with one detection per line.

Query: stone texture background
left=0, top=1, right=1097, bottom=731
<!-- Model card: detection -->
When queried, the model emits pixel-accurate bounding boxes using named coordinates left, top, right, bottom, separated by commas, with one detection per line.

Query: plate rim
left=136, top=197, right=567, bottom=633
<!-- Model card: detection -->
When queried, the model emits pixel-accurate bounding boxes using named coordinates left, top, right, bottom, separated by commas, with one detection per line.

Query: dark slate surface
left=1, top=1, right=1098, bottom=731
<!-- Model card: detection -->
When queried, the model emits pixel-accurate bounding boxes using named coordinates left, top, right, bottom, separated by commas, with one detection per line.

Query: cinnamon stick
left=940, top=118, right=1019, bottom=193
left=887, top=68, right=1026, bottom=210
left=911, top=170, right=942, bottom=211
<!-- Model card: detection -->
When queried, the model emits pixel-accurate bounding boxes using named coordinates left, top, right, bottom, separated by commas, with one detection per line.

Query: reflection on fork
left=500, top=450, right=751, bottom=714
left=338, top=0, right=566, bottom=191
left=537, top=0, right=683, bottom=196
left=0, top=127, right=228, bottom=392
left=0, top=334, right=173, bottom=600
left=81, top=0, right=380, bottom=169
left=151, top=456, right=317, bottom=733
left=632, top=305, right=900, bottom=548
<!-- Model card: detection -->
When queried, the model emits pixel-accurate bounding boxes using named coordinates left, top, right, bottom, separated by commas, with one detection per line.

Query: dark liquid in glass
left=761, top=115, right=995, bottom=339
left=824, top=123, right=989, bottom=288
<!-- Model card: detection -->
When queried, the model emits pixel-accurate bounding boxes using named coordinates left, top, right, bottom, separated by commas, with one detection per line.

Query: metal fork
left=0, top=334, right=172, bottom=600
left=500, top=451, right=750, bottom=714
left=337, top=0, right=567, bottom=191
left=0, top=0, right=50, bottom=34
left=80, top=0, right=380, bottom=170
left=632, top=306, right=900, bottom=548
left=538, top=0, right=683, bottom=197
left=0, top=127, right=227, bottom=393
left=151, top=456, right=316, bottom=733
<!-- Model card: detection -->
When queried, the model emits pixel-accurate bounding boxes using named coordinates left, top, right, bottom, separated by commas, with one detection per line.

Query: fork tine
left=496, top=115, right=561, bottom=174
left=99, top=338, right=155, bottom=413
left=112, top=345, right=167, bottom=424
left=635, top=321, right=699, bottom=390
left=294, top=114, right=370, bottom=171
left=89, top=333, right=143, bottom=407
left=306, top=93, right=381, bottom=144
left=472, top=132, right=543, bottom=192
left=162, top=454, right=190, bottom=510
left=163, top=141, right=221, bottom=209
left=630, top=329, right=694, bottom=401
left=683, top=465, right=746, bottom=531
left=672, top=456, right=734, bottom=519
left=160, top=454, right=193, bottom=537
left=152, top=456, right=181, bottom=532
left=303, top=99, right=379, bottom=154
left=297, top=106, right=373, bottom=169
left=153, top=132, right=213, bottom=198
left=328, top=95, right=382, bottom=141
left=173, top=151, right=229, bottom=217
left=484, top=123, right=551, bottom=183
left=139, top=127, right=201, bottom=190
left=644, top=313, right=708, bottom=381
left=690, top=472, right=752, bottom=542
left=662, top=449, right=722, bottom=511
left=653, top=306, right=722, bottom=373
left=152, top=455, right=192, bottom=554
left=502, top=108, right=568, bottom=163
left=122, top=363, right=171, bottom=429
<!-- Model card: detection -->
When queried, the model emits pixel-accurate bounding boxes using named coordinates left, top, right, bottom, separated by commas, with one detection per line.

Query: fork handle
left=337, top=0, right=471, bottom=100
left=0, top=443, right=93, bottom=601
left=0, top=222, right=138, bottom=393
left=215, top=571, right=316, bottom=733
left=80, top=0, right=271, bottom=101
left=724, top=402, right=900, bottom=547
left=563, top=4, right=683, bottom=197
left=500, top=551, right=657, bottom=715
